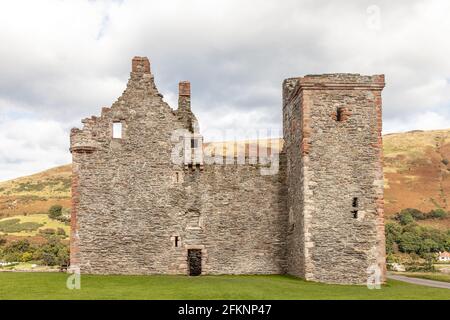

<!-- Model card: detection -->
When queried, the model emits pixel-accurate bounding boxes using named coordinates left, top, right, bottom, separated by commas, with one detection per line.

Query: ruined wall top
left=283, top=73, right=385, bottom=106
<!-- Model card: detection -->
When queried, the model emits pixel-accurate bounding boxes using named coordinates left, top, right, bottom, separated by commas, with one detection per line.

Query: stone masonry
left=70, top=57, right=386, bottom=284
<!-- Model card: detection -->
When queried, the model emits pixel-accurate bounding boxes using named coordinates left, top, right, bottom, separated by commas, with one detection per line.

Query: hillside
left=1, top=129, right=450, bottom=229
left=383, top=129, right=450, bottom=228
left=0, top=165, right=71, bottom=219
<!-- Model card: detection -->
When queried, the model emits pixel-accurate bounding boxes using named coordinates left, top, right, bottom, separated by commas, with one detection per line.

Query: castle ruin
left=70, top=56, right=386, bottom=284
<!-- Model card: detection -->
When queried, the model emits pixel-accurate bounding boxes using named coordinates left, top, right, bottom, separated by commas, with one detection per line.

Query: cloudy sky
left=1, top=0, right=450, bottom=181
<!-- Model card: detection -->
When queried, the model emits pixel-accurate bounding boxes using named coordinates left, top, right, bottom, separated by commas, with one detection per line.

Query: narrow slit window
left=113, top=122, right=122, bottom=139
left=352, top=197, right=358, bottom=219
left=176, top=172, right=179, bottom=183
left=336, top=107, right=344, bottom=122
left=174, top=236, right=180, bottom=247
left=191, top=138, right=198, bottom=148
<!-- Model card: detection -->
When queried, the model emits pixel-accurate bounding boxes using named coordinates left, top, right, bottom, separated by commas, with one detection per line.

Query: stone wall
left=70, top=57, right=287, bottom=275
left=283, top=74, right=386, bottom=284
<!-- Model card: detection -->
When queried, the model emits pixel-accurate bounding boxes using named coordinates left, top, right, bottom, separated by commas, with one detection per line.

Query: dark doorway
left=187, top=249, right=202, bottom=276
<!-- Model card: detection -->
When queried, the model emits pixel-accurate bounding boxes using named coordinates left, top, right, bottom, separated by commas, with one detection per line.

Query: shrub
left=55, top=216, right=70, bottom=223
left=39, top=228, right=56, bottom=236
left=0, top=240, right=34, bottom=262
left=48, top=205, right=63, bottom=219
left=442, top=158, right=449, bottom=166
left=56, top=228, right=66, bottom=237
left=398, top=212, right=415, bottom=225
left=428, top=209, right=448, bottom=219
left=400, top=208, right=425, bottom=220
left=41, top=252, right=58, bottom=266
left=21, top=252, right=33, bottom=262
left=33, top=237, right=69, bottom=266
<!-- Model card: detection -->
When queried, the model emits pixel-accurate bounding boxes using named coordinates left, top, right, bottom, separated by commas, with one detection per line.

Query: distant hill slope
left=383, top=129, right=450, bottom=229
left=0, top=165, right=71, bottom=218
left=1, top=130, right=449, bottom=228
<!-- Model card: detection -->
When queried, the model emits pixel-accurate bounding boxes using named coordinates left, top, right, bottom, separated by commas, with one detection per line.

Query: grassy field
left=0, top=273, right=449, bottom=300
left=0, top=214, right=69, bottom=237
left=401, top=272, right=450, bottom=283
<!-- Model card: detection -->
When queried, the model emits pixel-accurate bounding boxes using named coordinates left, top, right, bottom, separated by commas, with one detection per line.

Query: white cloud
left=384, top=111, right=450, bottom=134
left=0, top=0, right=450, bottom=180
left=0, top=115, right=71, bottom=181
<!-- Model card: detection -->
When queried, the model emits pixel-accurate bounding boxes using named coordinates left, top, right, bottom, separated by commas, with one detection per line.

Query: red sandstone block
left=179, top=81, right=191, bottom=97
left=132, top=56, right=151, bottom=73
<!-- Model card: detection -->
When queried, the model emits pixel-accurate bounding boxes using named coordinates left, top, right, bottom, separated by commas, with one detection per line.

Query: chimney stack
left=178, top=81, right=191, bottom=110
left=132, top=56, right=151, bottom=73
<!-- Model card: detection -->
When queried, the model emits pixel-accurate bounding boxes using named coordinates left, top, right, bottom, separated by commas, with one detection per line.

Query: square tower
left=283, top=74, right=386, bottom=284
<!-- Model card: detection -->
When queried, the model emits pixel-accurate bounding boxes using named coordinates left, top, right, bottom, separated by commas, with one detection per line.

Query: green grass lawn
left=0, top=273, right=449, bottom=300
left=401, top=272, right=450, bottom=283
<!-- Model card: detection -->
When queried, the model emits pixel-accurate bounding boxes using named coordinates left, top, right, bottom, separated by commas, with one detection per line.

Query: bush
left=0, top=240, right=34, bottom=263
left=401, top=208, right=425, bottom=220
left=21, top=252, right=33, bottom=262
left=33, top=237, right=69, bottom=266
left=48, top=205, right=63, bottom=219
left=56, top=228, right=66, bottom=237
left=442, top=158, right=449, bottom=166
left=398, top=212, right=415, bottom=225
left=41, top=252, right=58, bottom=266
left=428, top=209, right=448, bottom=219
left=55, top=216, right=70, bottom=224
left=39, top=228, right=56, bottom=236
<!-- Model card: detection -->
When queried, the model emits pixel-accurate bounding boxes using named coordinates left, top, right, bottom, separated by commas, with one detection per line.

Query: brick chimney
left=178, top=81, right=191, bottom=110
left=131, top=56, right=151, bottom=73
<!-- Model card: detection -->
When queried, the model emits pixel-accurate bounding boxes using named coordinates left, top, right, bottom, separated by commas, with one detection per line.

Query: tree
left=385, top=222, right=403, bottom=254
left=0, top=240, right=34, bottom=262
left=420, top=238, right=440, bottom=254
left=33, top=236, right=69, bottom=266
left=48, top=205, right=63, bottom=219
left=398, top=231, right=422, bottom=253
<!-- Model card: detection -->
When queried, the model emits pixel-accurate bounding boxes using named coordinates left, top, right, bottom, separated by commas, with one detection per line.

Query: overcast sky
left=1, top=0, right=450, bottom=181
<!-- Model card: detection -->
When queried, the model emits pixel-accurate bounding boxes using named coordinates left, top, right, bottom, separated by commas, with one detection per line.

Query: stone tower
left=282, top=74, right=386, bottom=284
